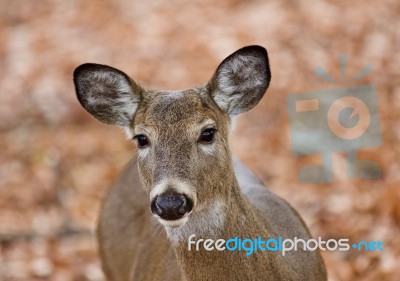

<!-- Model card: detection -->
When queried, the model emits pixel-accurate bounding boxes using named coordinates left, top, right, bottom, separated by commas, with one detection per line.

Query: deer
left=73, top=45, right=327, bottom=281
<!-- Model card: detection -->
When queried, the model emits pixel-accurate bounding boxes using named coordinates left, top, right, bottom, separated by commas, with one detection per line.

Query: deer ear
left=73, top=63, right=141, bottom=126
left=209, top=45, right=271, bottom=115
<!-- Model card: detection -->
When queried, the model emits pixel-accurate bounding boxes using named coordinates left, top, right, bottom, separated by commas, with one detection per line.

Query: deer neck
left=165, top=175, right=280, bottom=281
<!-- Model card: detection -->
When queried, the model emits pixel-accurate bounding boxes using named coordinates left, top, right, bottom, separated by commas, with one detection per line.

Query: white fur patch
left=165, top=200, right=226, bottom=245
left=199, top=119, right=216, bottom=128
left=149, top=179, right=197, bottom=206
left=136, top=146, right=150, bottom=160
left=154, top=214, right=190, bottom=229
left=198, top=144, right=216, bottom=155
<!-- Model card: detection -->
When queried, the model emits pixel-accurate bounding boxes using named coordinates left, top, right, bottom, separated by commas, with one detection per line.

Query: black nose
left=151, top=191, right=193, bottom=220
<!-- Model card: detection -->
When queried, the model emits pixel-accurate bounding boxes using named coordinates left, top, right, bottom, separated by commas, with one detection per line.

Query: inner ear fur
left=73, top=63, right=141, bottom=126
left=209, top=45, right=271, bottom=116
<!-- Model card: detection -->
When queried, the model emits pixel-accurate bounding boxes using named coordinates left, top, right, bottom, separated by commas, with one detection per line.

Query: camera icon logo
left=286, top=55, right=382, bottom=183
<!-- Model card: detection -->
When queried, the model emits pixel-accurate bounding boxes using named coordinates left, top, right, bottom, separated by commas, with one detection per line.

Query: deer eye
left=133, top=134, right=150, bottom=148
left=199, top=128, right=216, bottom=144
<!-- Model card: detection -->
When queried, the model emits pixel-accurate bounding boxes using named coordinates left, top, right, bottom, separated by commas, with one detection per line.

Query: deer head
left=73, top=46, right=271, bottom=232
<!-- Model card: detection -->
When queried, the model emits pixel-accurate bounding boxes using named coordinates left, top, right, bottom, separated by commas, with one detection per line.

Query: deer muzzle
left=151, top=191, right=193, bottom=221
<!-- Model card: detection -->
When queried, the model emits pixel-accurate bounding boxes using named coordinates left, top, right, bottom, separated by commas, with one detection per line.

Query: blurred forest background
left=0, top=0, right=399, bottom=280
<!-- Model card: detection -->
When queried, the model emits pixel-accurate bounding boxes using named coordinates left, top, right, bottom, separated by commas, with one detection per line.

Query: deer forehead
left=134, top=89, right=222, bottom=131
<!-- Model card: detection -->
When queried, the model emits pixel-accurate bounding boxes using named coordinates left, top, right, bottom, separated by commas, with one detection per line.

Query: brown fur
left=74, top=46, right=327, bottom=281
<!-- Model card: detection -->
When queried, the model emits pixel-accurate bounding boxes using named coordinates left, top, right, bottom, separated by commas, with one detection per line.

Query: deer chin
left=156, top=214, right=190, bottom=229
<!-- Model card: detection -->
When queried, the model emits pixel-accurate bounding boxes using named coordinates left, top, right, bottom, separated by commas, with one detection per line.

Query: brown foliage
left=0, top=0, right=399, bottom=280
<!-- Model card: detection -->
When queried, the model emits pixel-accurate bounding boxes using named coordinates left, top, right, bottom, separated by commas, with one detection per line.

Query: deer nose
left=151, top=192, right=193, bottom=221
